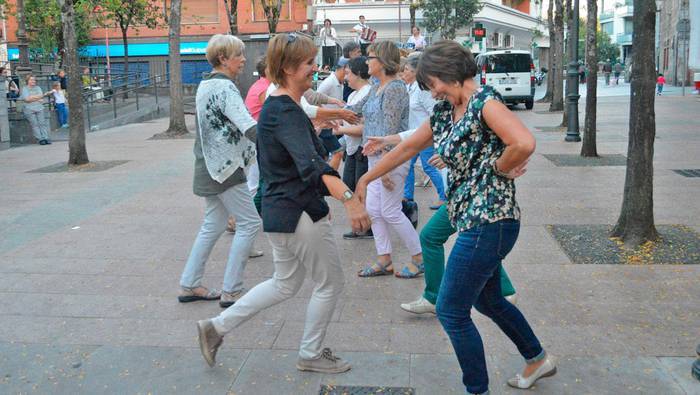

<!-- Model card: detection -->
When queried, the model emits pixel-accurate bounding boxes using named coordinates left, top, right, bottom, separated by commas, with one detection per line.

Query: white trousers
left=212, top=213, right=344, bottom=359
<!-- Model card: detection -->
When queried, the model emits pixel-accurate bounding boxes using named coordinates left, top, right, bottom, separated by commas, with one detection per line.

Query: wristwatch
left=341, top=190, right=354, bottom=202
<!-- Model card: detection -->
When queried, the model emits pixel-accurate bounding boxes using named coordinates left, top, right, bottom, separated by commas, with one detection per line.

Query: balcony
left=600, top=10, right=614, bottom=21
left=617, top=33, right=633, bottom=45
left=617, top=5, right=633, bottom=17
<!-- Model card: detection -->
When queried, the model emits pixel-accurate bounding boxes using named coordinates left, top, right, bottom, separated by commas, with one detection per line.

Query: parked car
left=475, top=50, right=536, bottom=110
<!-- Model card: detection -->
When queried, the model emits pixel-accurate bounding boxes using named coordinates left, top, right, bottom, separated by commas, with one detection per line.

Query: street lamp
left=565, top=0, right=581, bottom=142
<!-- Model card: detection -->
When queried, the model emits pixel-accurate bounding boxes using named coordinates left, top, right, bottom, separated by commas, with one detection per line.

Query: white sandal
left=507, top=355, right=557, bottom=389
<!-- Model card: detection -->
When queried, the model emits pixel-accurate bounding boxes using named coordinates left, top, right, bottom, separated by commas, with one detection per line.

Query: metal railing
left=82, top=72, right=168, bottom=131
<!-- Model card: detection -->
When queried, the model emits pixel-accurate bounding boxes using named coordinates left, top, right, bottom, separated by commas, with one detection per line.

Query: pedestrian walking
left=333, top=56, right=373, bottom=239
left=613, top=61, right=623, bottom=85
left=401, top=55, right=445, bottom=210
left=656, top=73, right=665, bottom=96
left=19, top=75, right=52, bottom=145
left=51, top=82, right=69, bottom=128
left=345, top=41, right=423, bottom=279
left=603, top=60, right=612, bottom=85
left=196, top=33, right=371, bottom=373
left=355, top=40, right=556, bottom=394
left=320, top=19, right=339, bottom=69
left=178, top=34, right=262, bottom=309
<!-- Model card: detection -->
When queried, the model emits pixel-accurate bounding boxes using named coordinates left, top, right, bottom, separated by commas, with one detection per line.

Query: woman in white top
left=320, top=19, right=339, bottom=69
left=407, top=26, right=426, bottom=51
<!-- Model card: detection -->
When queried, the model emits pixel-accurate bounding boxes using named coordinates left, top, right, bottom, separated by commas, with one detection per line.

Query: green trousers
left=420, top=205, right=516, bottom=305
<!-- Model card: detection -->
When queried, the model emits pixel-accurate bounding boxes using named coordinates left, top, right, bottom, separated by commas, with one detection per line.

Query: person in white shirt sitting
left=320, top=19, right=339, bottom=69
left=406, top=26, right=426, bottom=51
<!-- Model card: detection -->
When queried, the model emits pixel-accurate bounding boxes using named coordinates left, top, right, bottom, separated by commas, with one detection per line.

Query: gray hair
left=206, top=34, right=245, bottom=68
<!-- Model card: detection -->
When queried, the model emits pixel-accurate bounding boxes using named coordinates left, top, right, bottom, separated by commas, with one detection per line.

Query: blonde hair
left=205, top=34, right=245, bottom=68
left=266, top=33, right=317, bottom=87
left=367, top=41, right=401, bottom=76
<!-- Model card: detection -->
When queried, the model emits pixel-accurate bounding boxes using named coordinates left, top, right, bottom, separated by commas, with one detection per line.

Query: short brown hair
left=205, top=34, right=245, bottom=68
left=255, top=56, right=267, bottom=77
left=367, top=41, right=401, bottom=76
left=266, top=33, right=317, bottom=87
left=416, top=40, right=478, bottom=90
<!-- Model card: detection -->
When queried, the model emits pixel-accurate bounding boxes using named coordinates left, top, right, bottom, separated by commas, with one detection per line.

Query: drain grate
left=319, top=385, right=415, bottom=395
left=672, top=169, right=700, bottom=178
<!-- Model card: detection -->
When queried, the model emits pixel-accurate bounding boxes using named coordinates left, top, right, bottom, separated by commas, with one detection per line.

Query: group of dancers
left=178, top=33, right=557, bottom=395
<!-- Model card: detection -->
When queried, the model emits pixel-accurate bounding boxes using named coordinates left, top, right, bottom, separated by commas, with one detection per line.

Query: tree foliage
left=22, top=0, right=92, bottom=61
left=420, top=0, right=482, bottom=40
left=576, top=18, right=620, bottom=62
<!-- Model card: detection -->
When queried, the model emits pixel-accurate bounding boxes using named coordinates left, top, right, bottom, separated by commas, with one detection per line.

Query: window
left=491, top=32, right=502, bottom=48
left=481, top=54, right=532, bottom=73
left=602, top=22, right=614, bottom=36
left=182, top=0, right=219, bottom=24
left=503, top=34, right=514, bottom=48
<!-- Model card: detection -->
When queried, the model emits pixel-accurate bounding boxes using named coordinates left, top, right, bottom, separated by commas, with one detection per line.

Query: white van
left=475, top=50, right=536, bottom=110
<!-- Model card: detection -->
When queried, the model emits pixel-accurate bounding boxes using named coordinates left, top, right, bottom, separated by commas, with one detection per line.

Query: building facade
left=310, top=0, right=547, bottom=65
left=599, top=0, right=634, bottom=63
left=657, top=0, right=697, bottom=87
left=3, top=0, right=309, bottom=84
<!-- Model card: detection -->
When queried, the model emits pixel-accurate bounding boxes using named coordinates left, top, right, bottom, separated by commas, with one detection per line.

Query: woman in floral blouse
left=355, top=40, right=556, bottom=394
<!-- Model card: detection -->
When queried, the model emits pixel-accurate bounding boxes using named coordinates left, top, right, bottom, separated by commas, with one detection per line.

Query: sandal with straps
left=178, top=286, right=221, bottom=303
left=395, top=262, right=425, bottom=279
left=358, top=262, right=394, bottom=277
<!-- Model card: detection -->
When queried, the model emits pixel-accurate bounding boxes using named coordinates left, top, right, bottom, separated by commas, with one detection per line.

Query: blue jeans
left=404, top=146, right=446, bottom=201
left=436, top=220, right=544, bottom=394
left=55, top=103, right=68, bottom=126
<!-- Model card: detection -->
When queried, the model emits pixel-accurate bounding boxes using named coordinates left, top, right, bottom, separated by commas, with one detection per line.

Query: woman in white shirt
left=407, top=26, right=426, bottom=51
left=333, top=56, right=373, bottom=239
left=402, top=55, right=445, bottom=209
left=320, top=19, right=339, bottom=69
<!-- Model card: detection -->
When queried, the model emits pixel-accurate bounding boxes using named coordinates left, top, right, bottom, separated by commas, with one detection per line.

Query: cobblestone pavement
left=0, top=94, right=698, bottom=394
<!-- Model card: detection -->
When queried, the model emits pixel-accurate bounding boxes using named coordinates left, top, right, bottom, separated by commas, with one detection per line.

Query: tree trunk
left=550, top=0, right=565, bottom=112
left=409, top=3, right=416, bottom=29
left=121, top=29, right=130, bottom=99
left=539, top=0, right=554, bottom=103
left=581, top=0, right=598, bottom=157
left=159, top=0, right=188, bottom=136
left=223, top=0, right=238, bottom=34
left=58, top=0, right=89, bottom=165
left=611, top=0, right=658, bottom=247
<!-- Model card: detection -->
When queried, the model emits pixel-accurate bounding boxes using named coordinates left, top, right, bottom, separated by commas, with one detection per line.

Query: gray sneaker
left=197, top=319, right=223, bottom=367
left=296, top=348, right=351, bottom=374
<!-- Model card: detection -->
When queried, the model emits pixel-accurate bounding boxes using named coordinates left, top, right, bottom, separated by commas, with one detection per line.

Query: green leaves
left=99, top=0, right=161, bottom=32
left=420, top=0, right=482, bottom=40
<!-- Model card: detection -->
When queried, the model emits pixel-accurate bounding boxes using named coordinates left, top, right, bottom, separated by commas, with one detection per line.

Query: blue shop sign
left=7, top=42, right=207, bottom=60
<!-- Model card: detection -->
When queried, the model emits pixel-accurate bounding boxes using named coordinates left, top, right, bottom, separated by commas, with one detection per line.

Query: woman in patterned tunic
left=355, top=40, right=556, bottom=394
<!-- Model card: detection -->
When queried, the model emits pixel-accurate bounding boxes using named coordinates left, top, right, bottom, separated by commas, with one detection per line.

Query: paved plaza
left=0, top=92, right=698, bottom=394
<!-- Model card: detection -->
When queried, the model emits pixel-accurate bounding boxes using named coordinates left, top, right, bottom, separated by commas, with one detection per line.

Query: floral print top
left=431, top=85, right=520, bottom=232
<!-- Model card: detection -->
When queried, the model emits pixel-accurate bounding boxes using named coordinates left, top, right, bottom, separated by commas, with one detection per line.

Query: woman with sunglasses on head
left=355, top=40, right=556, bottom=395
left=345, top=41, right=423, bottom=279
left=196, top=33, right=371, bottom=374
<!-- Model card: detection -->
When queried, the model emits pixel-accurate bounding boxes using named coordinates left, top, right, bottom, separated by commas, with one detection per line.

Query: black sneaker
left=343, top=229, right=373, bottom=240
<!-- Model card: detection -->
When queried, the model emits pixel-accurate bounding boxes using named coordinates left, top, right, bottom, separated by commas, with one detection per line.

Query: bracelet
left=493, top=161, right=509, bottom=178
